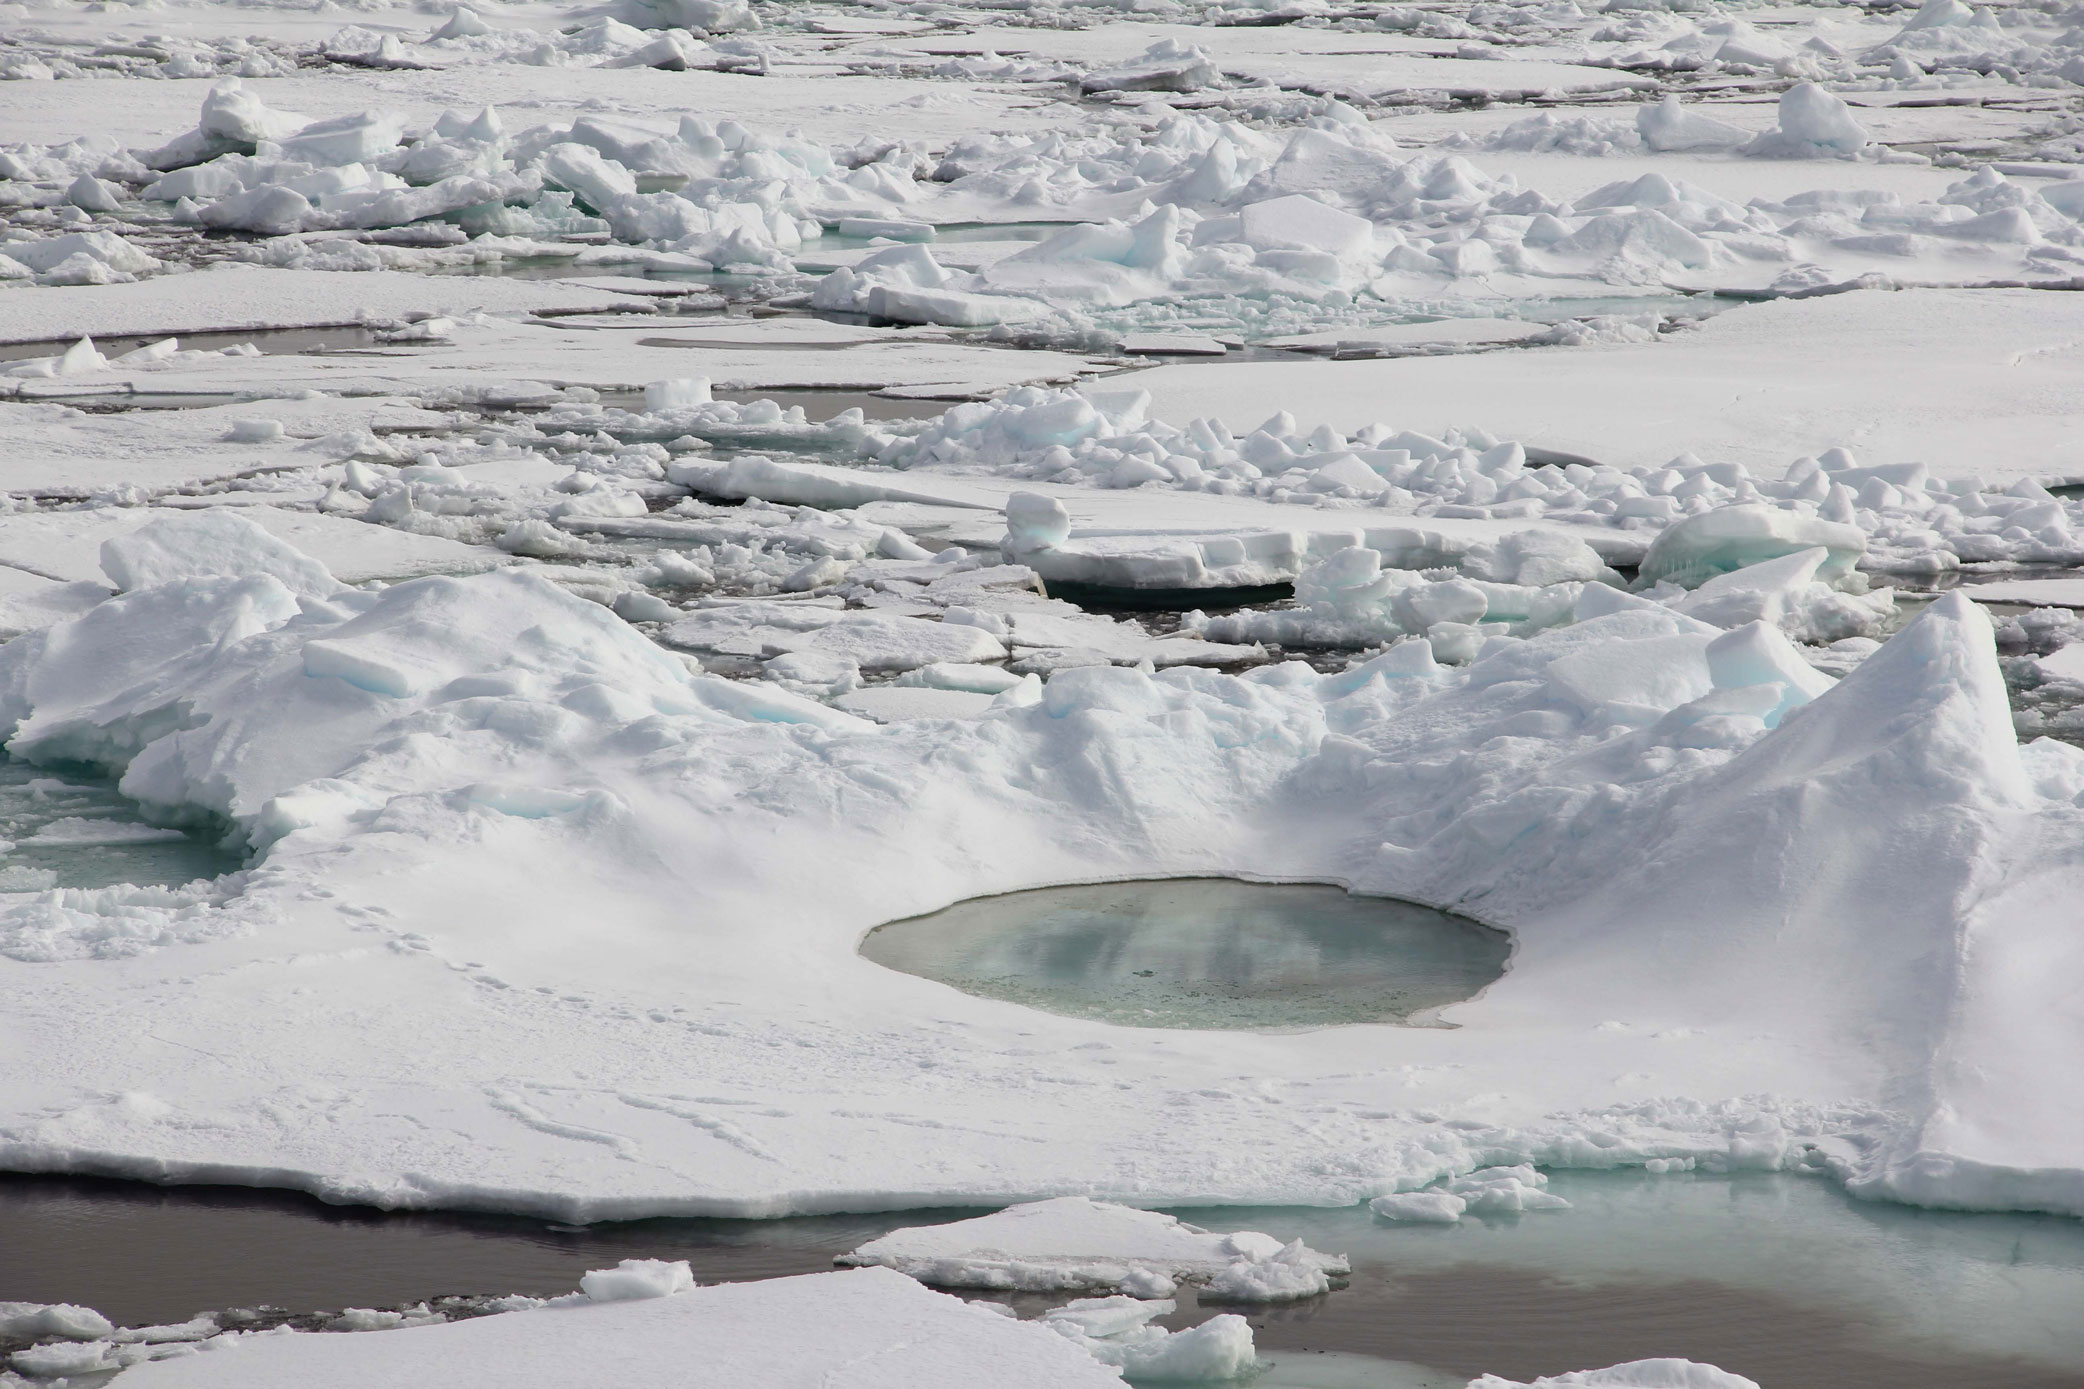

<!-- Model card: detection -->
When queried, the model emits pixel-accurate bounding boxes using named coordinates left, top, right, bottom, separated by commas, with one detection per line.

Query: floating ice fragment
left=579, top=1258, right=695, bottom=1301
left=1447, top=1164, right=1572, bottom=1214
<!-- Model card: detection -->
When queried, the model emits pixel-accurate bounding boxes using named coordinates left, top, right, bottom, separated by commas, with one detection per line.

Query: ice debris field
left=4, top=0, right=2084, bottom=1382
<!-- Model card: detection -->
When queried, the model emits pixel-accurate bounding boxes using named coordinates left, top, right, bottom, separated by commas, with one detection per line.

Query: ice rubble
left=840, top=1197, right=1348, bottom=1299
left=1188, top=531, right=1891, bottom=654
left=633, top=382, right=2084, bottom=583
left=12, top=76, right=2084, bottom=316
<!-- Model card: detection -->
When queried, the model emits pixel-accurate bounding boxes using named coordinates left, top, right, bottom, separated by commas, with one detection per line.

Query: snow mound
left=841, top=1197, right=1347, bottom=1299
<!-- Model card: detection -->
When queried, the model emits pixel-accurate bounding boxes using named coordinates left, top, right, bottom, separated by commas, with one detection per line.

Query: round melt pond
left=859, top=879, right=1509, bottom=1029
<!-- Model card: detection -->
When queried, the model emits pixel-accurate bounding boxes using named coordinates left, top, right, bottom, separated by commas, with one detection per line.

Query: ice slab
left=842, top=1197, right=1346, bottom=1299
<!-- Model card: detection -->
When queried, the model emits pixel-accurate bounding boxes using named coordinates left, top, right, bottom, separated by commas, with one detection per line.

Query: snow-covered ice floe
left=0, top=505, right=2078, bottom=1225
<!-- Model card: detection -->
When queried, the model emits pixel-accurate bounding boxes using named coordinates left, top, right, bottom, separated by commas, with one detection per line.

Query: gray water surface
left=5, top=1171, right=2081, bottom=1388
left=859, top=879, right=1511, bottom=1029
